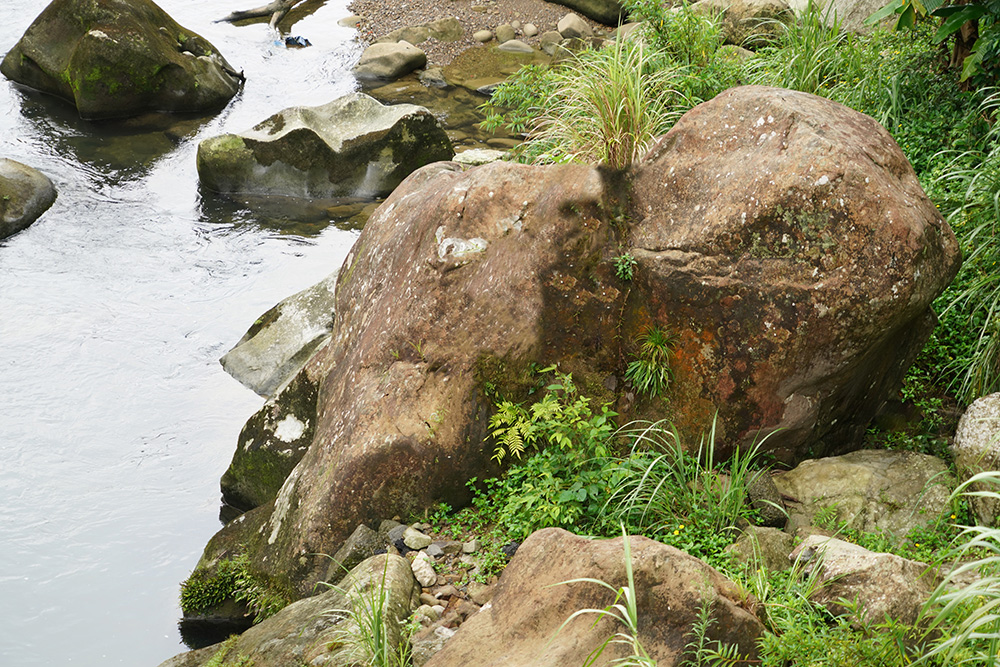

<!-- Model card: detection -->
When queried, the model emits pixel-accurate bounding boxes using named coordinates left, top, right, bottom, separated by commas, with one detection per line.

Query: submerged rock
left=1, top=0, right=242, bottom=119
left=353, top=41, right=427, bottom=80
left=196, top=93, right=453, bottom=199
left=0, top=159, right=56, bottom=240
left=426, top=528, right=764, bottom=666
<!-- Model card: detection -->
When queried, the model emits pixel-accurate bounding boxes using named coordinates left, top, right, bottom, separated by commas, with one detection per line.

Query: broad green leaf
left=897, top=4, right=917, bottom=29
left=934, top=5, right=988, bottom=42
left=866, top=0, right=905, bottom=25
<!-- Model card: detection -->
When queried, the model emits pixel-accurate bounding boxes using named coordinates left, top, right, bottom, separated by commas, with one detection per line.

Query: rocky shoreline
left=347, top=0, right=611, bottom=67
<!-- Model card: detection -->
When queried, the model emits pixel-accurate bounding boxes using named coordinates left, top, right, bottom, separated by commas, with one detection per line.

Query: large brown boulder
left=1, top=0, right=242, bottom=119
left=183, top=86, right=957, bottom=614
left=426, top=528, right=764, bottom=666
left=627, top=86, right=959, bottom=463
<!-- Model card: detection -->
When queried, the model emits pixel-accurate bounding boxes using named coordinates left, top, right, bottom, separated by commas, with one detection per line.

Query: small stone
left=415, top=603, right=440, bottom=623
left=511, top=20, right=522, bottom=30
left=338, top=14, right=363, bottom=28
left=426, top=543, right=445, bottom=558
left=523, top=23, right=538, bottom=37
left=432, top=604, right=446, bottom=616
left=454, top=148, right=506, bottom=166
left=420, top=592, right=438, bottom=606
left=430, top=540, right=464, bottom=555
left=495, top=23, right=516, bottom=43
left=454, top=598, right=481, bottom=620
left=468, top=581, right=495, bottom=605
left=539, top=30, right=562, bottom=45
left=412, top=552, right=438, bottom=587
left=419, top=67, right=449, bottom=89
left=473, top=29, right=493, bottom=42
left=497, top=39, right=533, bottom=54
left=435, top=584, right=461, bottom=599
left=404, top=526, right=433, bottom=550
left=462, top=538, right=480, bottom=554
left=557, top=13, right=592, bottom=39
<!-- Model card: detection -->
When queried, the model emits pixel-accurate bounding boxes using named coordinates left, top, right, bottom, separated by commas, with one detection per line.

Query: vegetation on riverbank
left=449, top=2, right=1000, bottom=664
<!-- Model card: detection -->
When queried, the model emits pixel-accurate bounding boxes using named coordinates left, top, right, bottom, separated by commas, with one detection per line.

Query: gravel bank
left=347, top=0, right=611, bottom=67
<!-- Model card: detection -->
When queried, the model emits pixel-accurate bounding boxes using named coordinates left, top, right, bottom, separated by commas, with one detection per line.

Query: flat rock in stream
left=196, top=92, right=453, bottom=198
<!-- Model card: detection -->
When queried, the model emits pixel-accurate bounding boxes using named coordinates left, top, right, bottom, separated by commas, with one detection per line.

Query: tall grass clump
left=485, top=37, right=685, bottom=168
left=918, top=470, right=1000, bottom=666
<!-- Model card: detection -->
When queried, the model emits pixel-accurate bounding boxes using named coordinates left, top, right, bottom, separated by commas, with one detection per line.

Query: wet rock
left=790, top=535, right=938, bottom=625
left=419, top=67, right=449, bottom=88
left=952, top=392, right=1000, bottom=525
left=221, top=271, right=338, bottom=398
left=773, top=449, right=955, bottom=537
left=197, top=92, right=453, bottom=199
left=497, top=40, right=534, bottom=53
left=338, top=14, right=363, bottom=27
left=425, top=528, right=764, bottom=666
left=557, top=13, right=593, bottom=39
left=0, top=159, right=56, bottom=240
left=354, top=40, right=427, bottom=80
left=2, top=0, right=242, bottom=119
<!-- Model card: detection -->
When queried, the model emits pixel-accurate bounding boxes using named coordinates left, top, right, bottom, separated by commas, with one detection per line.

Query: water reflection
left=198, top=187, right=378, bottom=234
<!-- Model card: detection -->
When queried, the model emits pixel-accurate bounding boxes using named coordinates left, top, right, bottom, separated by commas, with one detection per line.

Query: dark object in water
left=285, top=35, right=311, bottom=47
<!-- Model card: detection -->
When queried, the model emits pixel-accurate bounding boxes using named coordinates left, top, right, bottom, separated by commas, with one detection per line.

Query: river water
left=0, top=1, right=365, bottom=664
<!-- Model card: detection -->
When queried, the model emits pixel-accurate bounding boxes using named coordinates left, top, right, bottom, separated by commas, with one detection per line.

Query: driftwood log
left=218, top=0, right=307, bottom=28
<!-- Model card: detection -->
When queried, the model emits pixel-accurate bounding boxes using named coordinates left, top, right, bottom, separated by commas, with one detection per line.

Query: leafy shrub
left=624, top=326, right=676, bottom=399
left=180, top=551, right=289, bottom=623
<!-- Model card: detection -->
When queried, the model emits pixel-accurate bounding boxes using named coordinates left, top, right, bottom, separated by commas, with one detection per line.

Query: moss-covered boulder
left=197, top=93, right=454, bottom=198
left=0, top=159, right=56, bottom=239
left=0, top=0, right=243, bottom=119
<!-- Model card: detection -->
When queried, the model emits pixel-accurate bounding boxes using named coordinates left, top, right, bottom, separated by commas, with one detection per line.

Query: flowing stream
left=0, top=1, right=365, bottom=664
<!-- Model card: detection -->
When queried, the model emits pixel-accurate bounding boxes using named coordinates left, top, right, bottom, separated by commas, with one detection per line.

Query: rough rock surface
left=187, top=86, right=957, bottom=609
left=772, top=449, right=955, bottom=538
left=0, top=158, right=56, bottom=239
left=952, top=392, right=1000, bottom=526
left=693, top=0, right=794, bottom=46
left=1, top=0, right=241, bottom=119
left=425, top=528, right=764, bottom=666
left=354, top=40, right=428, bottom=80
left=375, top=18, right=465, bottom=45
left=790, top=535, right=939, bottom=625
left=196, top=93, right=453, bottom=199
left=221, top=271, right=338, bottom=398
left=161, top=554, right=420, bottom=667
left=787, top=0, right=890, bottom=33
left=628, top=86, right=959, bottom=462
left=727, top=526, right=796, bottom=572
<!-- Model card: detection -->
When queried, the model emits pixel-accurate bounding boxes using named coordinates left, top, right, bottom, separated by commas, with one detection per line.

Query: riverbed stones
left=0, top=159, right=56, bottom=240
left=354, top=40, right=428, bottom=80
left=196, top=92, right=453, bottom=198
left=524, top=23, right=539, bottom=36
left=495, top=23, right=516, bottom=43
left=952, top=392, right=1000, bottom=526
left=628, top=85, right=960, bottom=463
left=473, top=29, right=493, bottom=42
left=1, top=0, right=242, bottom=119
left=221, top=271, right=338, bottom=398
left=376, top=18, right=465, bottom=45
left=772, top=449, right=955, bottom=538
left=425, top=528, right=764, bottom=666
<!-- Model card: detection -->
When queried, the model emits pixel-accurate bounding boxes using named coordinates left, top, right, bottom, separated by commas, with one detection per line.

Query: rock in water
left=196, top=93, right=454, bottom=199
left=0, top=159, right=56, bottom=239
left=1, top=0, right=242, bottom=119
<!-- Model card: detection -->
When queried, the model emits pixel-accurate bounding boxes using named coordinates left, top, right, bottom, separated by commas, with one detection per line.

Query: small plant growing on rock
left=614, top=252, right=638, bottom=281
left=625, top=326, right=676, bottom=398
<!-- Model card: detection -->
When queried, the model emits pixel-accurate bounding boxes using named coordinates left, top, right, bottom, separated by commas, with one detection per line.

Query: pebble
left=420, top=592, right=438, bottom=606
left=404, top=526, right=433, bottom=550
left=412, top=552, right=438, bottom=587
left=497, top=39, right=533, bottom=53
left=473, top=29, right=494, bottom=42
left=435, top=584, right=461, bottom=598
left=496, top=23, right=516, bottom=43
left=462, top=538, right=480, bottom=553
left=523, top=23, right=538, bottom=37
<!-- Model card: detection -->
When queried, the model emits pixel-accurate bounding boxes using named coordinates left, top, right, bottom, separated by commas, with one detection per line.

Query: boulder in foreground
left=1, top=0, right=242, bottom=119
left=426, top=528, right=764, bottom=666
left=197, top=93, right=454, bottom=198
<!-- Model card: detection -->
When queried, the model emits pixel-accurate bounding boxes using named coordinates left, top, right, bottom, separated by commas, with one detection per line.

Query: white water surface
left=0, top=1, right=362, bottom=664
